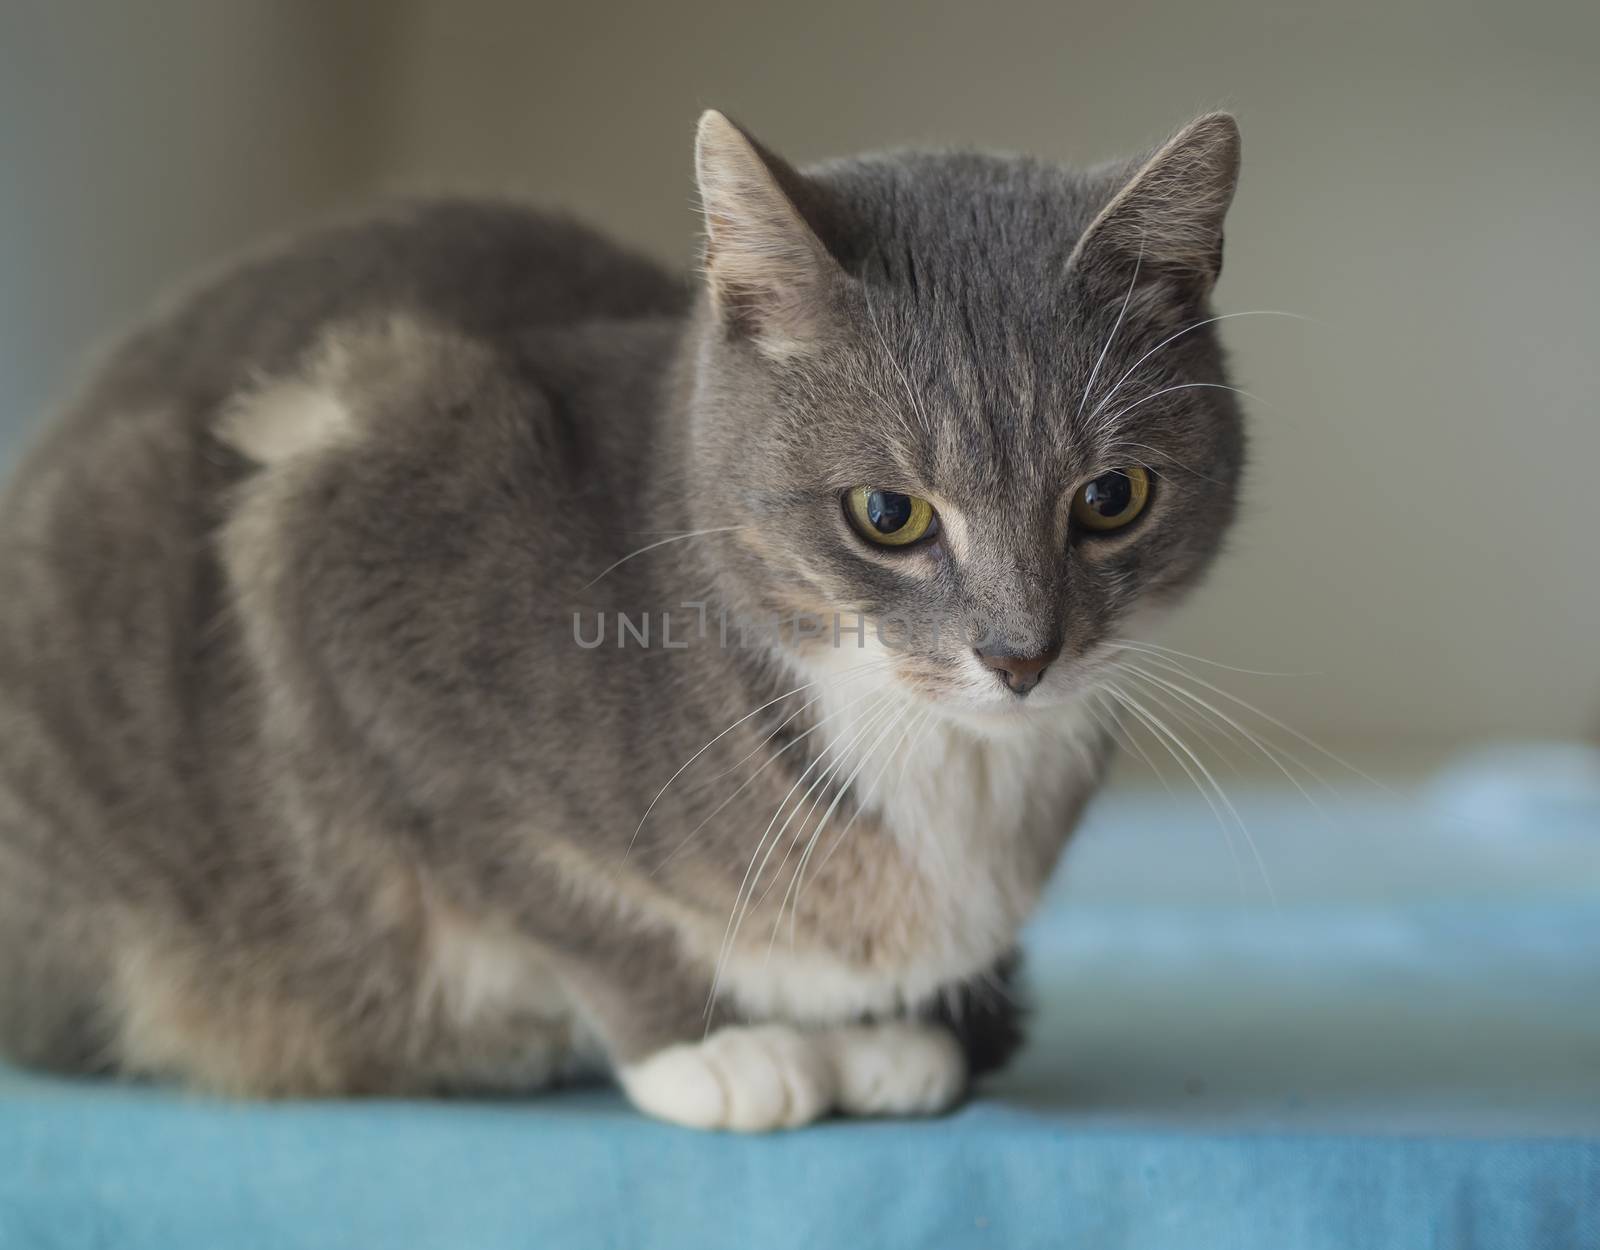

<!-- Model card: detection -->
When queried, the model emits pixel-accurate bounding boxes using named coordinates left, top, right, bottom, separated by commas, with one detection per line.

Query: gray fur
left=0, top=114, right=1244, bottom=1104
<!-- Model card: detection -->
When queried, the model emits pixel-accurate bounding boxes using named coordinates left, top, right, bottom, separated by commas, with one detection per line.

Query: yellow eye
left=1070, top=467, right=1151, bottom=532
left=844, top=487, right=938, bottom=547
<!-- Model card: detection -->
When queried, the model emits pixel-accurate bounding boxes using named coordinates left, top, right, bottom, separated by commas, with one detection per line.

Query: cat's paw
left=825, top=1022, right=967, bottom=1117
left=619, top=1024, right=836, bottom=1132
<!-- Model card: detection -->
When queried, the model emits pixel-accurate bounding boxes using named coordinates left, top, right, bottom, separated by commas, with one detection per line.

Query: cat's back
left=59, top=199, right=690, bottom=429
left=0, top=197, right=690, bottom=714
left=0, top=197, right=689, bottom=714
left=0, top=196, right=690, bottom=756
left=0, top=200, right=689, bottom=1069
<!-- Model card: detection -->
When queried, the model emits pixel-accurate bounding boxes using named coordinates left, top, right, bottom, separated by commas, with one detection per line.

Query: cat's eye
left=1070, top=467, right=1151, bottom=533
left=844, top=487, right=938, bottom=547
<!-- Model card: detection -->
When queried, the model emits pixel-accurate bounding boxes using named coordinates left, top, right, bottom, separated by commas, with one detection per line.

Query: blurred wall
left=0, top=1, right=392, bottom=440
left=2, top=1, right=1596, bottom=752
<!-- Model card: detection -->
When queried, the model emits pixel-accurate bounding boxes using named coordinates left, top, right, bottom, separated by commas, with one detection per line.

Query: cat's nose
left=974, top=640, right=1062, bottom=696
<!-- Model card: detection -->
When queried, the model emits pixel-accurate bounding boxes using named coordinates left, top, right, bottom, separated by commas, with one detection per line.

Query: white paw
left=619, top=1024, right=836, bottom=1132
left=824, top=1022, right=967, bottom=1117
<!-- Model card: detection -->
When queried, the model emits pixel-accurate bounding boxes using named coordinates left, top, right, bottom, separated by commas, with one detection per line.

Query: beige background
left=4, top=0, right=1597, bottom=758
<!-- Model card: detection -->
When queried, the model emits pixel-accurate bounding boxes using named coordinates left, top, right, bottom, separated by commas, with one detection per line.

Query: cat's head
left=685, top=111, right=1245, bottom=722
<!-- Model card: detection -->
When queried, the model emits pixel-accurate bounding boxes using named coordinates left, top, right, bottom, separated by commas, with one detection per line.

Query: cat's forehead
left=810, top=160, right=1116, bottom=487
left=817, top=153, right=1123, bottom=408
left=828, top=338, right=1089, bottom=510
left=813, top=152, right=1102, bottom=303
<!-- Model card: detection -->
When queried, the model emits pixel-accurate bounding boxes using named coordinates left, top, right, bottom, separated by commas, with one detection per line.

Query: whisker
left=581, top=526, right=745, bottom=590
left=628, top=656, right=895, bottom=864
left=626, top=675, right=816, bottom=863
left=1087, top=309, right=1314, bottom=426
left=1077, top=235, right=1145, bottom=420
left=1117, top=650, right=1393, bottom=796
left=808, top=702, right=937, bottom=881
left=1108, top=639, right=1318, bottom=678
left=649, top=661, right=899, bottom=873
left=1092, top=440, right=1229, bottom=487
left=1103, top=678, right=1247, bottom=890
left=894, top=704, right=945, bottom=790
left=1086, top=690, right=1175, bottom=794
left=707, top=693, right=891, bottom=1018
left=723, top=693, right=897, bottom=984
left=764, top=697, right=904, bottom=957
left=781, top=697, right=931, bottom=948
left=1091, top=381, right=1266, bottom=445
left=676, top=657, right=899, bottom=800
left=1116, top=659, right=1337, bottom=817
left=752, top=693, right=900, bottom=919
left=862, top=278, right=931, bottom=437
left=1105, top=678, right=1277, bottom=906
left=1109, top=671, right=1247, bottom=780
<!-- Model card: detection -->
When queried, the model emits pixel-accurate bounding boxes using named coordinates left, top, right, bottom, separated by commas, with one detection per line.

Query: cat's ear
left=1070, top=112, right=1241, bottom=294
left=695, top=110, right=841, bottom=357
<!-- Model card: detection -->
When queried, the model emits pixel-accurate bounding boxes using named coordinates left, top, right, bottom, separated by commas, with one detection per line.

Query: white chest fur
left=709, top=647, right=1105, bottom=1023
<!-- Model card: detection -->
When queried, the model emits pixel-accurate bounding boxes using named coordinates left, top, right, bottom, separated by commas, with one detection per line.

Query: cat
left=0, top=109, right=1244, bottom=1130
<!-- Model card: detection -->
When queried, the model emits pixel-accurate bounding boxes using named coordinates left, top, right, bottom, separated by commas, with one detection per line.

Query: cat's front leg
left=564, top=955, right=968, bottom=1130
left=547, top=926, right=987, bottom=1131
left=617, top=1021, right=966, bottom=1132
left=821, top=1021, right=969, bottom=1117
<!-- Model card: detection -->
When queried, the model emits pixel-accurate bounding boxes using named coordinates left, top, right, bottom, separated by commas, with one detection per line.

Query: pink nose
left=974, top=642, right=1062, bottom=696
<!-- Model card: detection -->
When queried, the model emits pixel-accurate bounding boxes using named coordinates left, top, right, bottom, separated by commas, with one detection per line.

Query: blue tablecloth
left=4, top=773, right=1599, bottom=1249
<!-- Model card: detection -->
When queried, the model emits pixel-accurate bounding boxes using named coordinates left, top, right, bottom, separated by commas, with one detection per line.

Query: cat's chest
left=710, top=691, right=1104, bottom=1023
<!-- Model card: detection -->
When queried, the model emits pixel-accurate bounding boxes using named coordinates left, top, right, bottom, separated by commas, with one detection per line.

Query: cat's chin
left=923, top=689, right=1082, bottom=737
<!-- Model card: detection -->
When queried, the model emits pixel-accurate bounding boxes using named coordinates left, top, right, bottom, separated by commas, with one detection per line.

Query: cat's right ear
left=695, top=110, right=841, bottom=358
left=1069, top=112, right=1241, bottom=297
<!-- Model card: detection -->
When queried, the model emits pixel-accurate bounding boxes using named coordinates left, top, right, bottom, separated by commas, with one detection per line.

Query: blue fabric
left=4, top=776, right=1599, bottom=1249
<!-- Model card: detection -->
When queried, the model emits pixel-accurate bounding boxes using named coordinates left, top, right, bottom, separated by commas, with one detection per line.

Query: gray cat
left=0, top=110, right=1243, bottom=1129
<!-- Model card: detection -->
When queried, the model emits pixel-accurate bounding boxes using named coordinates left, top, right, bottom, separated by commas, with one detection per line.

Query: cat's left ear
left=695, top=110, right=844, bottom=358
left=1069, top=112, right=1241, bottom=295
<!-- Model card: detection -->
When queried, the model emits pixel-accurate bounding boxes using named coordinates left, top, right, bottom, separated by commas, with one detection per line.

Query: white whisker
left=1077, top=235, right=1145, bottom=420
left=707, top=692, right=893, bottom=1019
left=764, top=696, right=905, bottom=957
left=1092, top=439, right=1229, bottom=487
left=1116, top=659, right=1335, bottom=817
left=650, top=660, right=900, bottom=873
left=626, top=675, right=817, bottom=863
left=808, top=702, right=936, bottom=881
left=781, top=697, right=930, bottom=946
left=1117, top=650, right=1391, bottom=796
left=581, top=526, right=745, bottom=590
left=1105, top=678, right=1277, bottom=906
left=629, top=656, right=894, bottom=865
left=1092, top=382, right=1264, bottom=448
left=863, top=278, right=931, bottom=437
left=1087, top=309, right=1313, bottom=426
left=1086, top=690, right=1174, bottom=794
left=753, top=694, right=900, bottom=919
left=1104, top=678, right=1247, bottom=888
left=1108, top=638, right=1318, bottom=678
